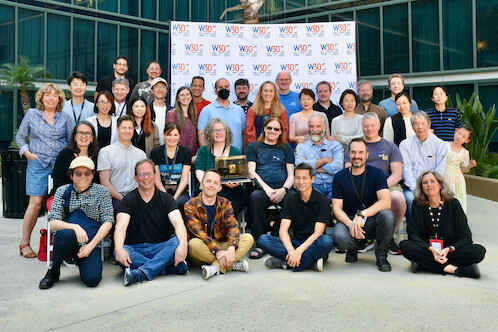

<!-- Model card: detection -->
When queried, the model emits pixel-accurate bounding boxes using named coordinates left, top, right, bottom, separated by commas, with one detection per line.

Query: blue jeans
left=118, top=237, right=186, bottom=280
left=403, top=188, right=414, bottom=223
left=257, top=234, right=333, bottom=271
left=313, top=182, right=332, bottom=201
left=332, top=210, right=395, bottom=259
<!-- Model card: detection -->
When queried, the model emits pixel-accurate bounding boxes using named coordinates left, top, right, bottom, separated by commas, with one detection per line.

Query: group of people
left=15, top=56, right=486, bottom=289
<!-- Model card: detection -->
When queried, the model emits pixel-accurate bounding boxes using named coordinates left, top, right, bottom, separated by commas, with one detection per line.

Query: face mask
left=218, top=88, right=230, bottom=100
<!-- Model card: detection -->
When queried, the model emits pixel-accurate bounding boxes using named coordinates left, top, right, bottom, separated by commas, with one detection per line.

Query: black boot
left=39, top=268, right=60, bottom=289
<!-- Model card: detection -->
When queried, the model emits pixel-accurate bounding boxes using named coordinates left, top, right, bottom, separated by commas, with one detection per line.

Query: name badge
left=429, top=238, right=444, bottom=253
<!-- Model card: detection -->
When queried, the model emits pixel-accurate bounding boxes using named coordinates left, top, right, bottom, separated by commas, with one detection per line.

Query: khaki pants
left=188, top=233, right=254, bottom=273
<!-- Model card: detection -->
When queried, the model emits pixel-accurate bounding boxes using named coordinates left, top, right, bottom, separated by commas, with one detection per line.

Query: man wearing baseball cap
left=149, top=77, right=172, bottom=143
left=39, top=156, right=114, bottom=289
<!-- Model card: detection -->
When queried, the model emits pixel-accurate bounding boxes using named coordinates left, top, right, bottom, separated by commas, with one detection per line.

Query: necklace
left=428, top=200, right=443, bottom=238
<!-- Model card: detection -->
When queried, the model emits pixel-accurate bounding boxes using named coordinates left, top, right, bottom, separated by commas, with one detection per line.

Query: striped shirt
left=426, top=107, right=462, bottom=142
left=49, top=183, right=115, bottom=224
left=185, top=194, right=239, bottom=253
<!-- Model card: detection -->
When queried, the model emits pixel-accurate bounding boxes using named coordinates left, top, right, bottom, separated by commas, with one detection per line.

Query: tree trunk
left=20, top=92, right=31, bottom=113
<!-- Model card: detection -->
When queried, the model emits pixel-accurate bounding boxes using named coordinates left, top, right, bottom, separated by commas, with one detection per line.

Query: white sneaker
left=232, top=260, right=249, bottom=272
left=201, top=265, right=220, bottom=280
left=313, top=258, right=324, bottom=272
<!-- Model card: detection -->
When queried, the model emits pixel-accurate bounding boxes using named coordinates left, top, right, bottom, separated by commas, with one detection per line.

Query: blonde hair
left=252, top=81, right=284, bottom=117
left=35, top=83, right=65, bottom=112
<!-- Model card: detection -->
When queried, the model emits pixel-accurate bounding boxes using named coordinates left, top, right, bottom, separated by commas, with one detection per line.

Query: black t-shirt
left=281, top=189, right=330, bottom=242
left=313, top=101, right=342, bottom=126
left=119, top=188, right=178, bottom=245
left=150, top=145, right=191, bottom=188
left=51, top=147, right=98, bottom=195
left=97, top=119, right=112, bottom=148
left=332, top=165, right=388, bottom=218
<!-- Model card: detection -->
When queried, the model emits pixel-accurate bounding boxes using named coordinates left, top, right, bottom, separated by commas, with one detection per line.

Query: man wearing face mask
left=197, top=78, right=246, bottom=151
left=295, top=113, right=344, bottom=200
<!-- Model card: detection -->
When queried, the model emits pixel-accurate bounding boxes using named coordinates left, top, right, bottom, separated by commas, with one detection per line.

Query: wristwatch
left=283, top=186, right=289, bottom=193
left=356, top=210, right=364, bottom=218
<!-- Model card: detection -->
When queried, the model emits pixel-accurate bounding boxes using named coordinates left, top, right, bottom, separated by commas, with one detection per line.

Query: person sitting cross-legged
left=113, top=159, right=188, bottom=286
left=258, top=163, right=334, bottom=272
left=185, top=169, right=254, bottom=280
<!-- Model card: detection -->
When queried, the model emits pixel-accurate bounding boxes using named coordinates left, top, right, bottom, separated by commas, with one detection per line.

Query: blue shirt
left=61, top=98, right=95, bottom=129
left=426, top=107, right=462, bottom=142
left=197, top=100, right=246, bottom=151
left=399, top=134, right=448, bottom=191
left=279, top=91, right=302, bottom=119
left=16, top=108, right=73, bottom=168
left=295, top=138, right=344, bottom=185
left=379, top=97, right=419, bottom=117
left=246, top=142, right=295, bottom=189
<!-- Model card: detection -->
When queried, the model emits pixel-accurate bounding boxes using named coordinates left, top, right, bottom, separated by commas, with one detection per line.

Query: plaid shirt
left=185, top=194, right=239, bottom=253
left=49, top=184, right=114, bottom=224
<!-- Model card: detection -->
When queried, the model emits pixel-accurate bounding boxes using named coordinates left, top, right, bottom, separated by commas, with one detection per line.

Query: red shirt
left=195, top=98, right=211, bottom=120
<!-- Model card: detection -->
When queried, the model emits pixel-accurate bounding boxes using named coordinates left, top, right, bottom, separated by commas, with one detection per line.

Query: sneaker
left=232, top=260, right=249, bottom=272
left=345, top=250, right=358, bottom=263
left=162, top=261, right=189, bottom=275
left=357, top=239, right=375, bottom=253
left=124, top=268, right=147, bottom=286
left=201, top=265, right=220, bottom=280
left=313, top=258, right=324, bottom=272
left=264, top=257, right=288, bottom=269
left=376, top=258, right=392, bottom=272
left=388, top=238, right=401, bottom=255
left=455, top=263, right=481, bottom=279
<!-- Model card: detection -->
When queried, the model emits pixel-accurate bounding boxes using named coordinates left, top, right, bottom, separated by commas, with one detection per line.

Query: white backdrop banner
left=170, top=21, right=357, bottom=106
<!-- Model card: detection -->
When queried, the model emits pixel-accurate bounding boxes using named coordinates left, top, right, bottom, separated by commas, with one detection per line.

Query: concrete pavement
left=0, top=194, right=497, bottom=331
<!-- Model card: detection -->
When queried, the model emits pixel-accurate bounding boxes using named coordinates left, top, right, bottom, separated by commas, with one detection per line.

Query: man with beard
left=354, top=80, right=387, bottom=135
left=233, top=78, right=253, bottom=115
left=295, top=114, right=344, bottom=200
left=197, top=78, right=246, bottom=151
left=95, top=55, right=135, bottom=101
left=331, top=138, right=396, bottom=272
left=130, top=60, right=162, bottom=104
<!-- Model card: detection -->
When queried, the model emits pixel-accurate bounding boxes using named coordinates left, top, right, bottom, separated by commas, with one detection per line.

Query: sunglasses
left=265, top=126, right=281, bottom=132
left=74, top=170, right=92, bottom=177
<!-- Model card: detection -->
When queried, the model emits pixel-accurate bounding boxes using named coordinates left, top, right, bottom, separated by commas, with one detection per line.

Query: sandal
left=249, top=248, right=266, bottom=259
left=19, top=243, right=37, bottom=258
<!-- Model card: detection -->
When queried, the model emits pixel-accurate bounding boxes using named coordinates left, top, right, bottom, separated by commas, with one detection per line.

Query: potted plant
left=0, top=57, right=52, bottom=217
left=450, top=93, right=498, bottom=202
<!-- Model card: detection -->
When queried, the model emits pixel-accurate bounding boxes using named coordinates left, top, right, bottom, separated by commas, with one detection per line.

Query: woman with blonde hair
left=246, top=81, right=289, bottom=145
left=16, top=83, right=73, bottom=258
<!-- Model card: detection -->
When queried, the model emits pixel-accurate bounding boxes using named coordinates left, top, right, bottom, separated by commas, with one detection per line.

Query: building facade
left=0, top=0, right=497, bottom=146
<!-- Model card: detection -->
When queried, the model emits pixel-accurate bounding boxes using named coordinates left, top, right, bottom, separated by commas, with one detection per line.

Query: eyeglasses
left=137, top=172, right=155, bottom=178
left=74, top=170, right=92, bottom=177
left=98, top=101, right=111, bottom=105
left=115, top=62, right=128, bottom=67
left=265, top=126, right=281, bottom=132
left=213, top=128, right=226, bottom=134
left=76, top=131, right=93, bottom=137
left=277, top=78, right=291, bottom=82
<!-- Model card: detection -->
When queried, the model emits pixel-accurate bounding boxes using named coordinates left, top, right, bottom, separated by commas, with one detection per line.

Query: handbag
left=37, top=228, right=52, bottom=261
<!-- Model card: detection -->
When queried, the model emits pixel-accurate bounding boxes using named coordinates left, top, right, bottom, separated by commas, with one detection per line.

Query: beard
left=310, top=131, right=325, bottom=142
left=360, top=96, right=372, bottom=103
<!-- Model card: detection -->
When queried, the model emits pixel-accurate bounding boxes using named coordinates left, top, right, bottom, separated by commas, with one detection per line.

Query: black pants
left=400, top=240, right=486, bottom=274
left=247, top=189, right=291, bottom=241
left=218, top=185, right=248, bottom=216
left=52, top=229, right=102, bottom=287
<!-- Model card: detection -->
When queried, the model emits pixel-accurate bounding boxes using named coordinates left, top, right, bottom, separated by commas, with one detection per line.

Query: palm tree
left=0, top=57, right=52, bottom=113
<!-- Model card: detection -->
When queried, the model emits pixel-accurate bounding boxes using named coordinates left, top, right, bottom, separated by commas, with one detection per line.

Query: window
left=120, top=26, right=139, bottom=83
left=478, top=84, right=498, bottom=142
left=412, top=86, right=434, bottom=111
left=157, top=33, right=169, bottom=82
left=140, top=30, right=157, bottom=81
left=383, top=3, right=409, bottom=74
left=192, top=0, right=208, bottom=22
left=120, top=0, right=138, bottom=17
left=73, top=18, right=95, bottom=81
left=357, top=8, right=381, bottom=76
left=141, top=0, right=157, bottom=20
left=47, top=14, right=70, bottom=80
left=0, top=91, right=14, bottom=146
left=99, top=0, right=117, bottom=13
left=477, top=0, right=498, bottom=68
left=18, top=9, right=44, bottom=66
left=97, top=23, right=117, bottom=81
left=0, top=4, right=15, bottom=65
left=159, top=2, right=172, bottom=22
left=175, top=0, right=190, bottom=21
left=412, top=0, right=440, bottom=72
left=443, top=0, right=473, bottom=70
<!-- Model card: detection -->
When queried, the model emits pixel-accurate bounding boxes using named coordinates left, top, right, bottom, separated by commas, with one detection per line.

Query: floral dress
left=444, top=143, right=470, bottom=213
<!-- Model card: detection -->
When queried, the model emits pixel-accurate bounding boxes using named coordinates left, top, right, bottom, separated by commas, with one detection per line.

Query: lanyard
left=349, top=166, right=367, bottom=210
left=71, top=100, right=85, bottom=123
left=132, top=126, right=144, bottom=146
left=427, top=200, right=443, bottom=239
left=211, top=144, right=227, bottom=166
left=164, top=146, right=179, bottom=179
left=116, top=102, right=126, bottom=117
